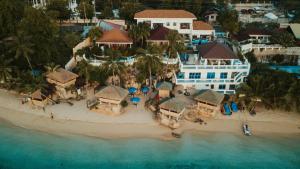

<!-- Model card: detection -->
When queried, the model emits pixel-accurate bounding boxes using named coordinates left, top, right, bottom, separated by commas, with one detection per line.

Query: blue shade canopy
left=141, top=86, right=149, bottom=93
left=130, top=97, right=141, bottom=103
left=128, top=87, right=137, bottom=94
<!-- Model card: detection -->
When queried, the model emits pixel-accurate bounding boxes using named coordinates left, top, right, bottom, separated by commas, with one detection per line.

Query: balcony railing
left=180, top=65, right=250, bottom=70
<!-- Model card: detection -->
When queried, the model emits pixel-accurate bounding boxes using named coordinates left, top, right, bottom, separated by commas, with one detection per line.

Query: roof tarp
left=264, top=13, right=278, bottom=20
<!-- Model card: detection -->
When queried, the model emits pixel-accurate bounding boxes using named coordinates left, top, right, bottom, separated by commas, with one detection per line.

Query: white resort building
left=175, top=42, right=251, bottom=94
left=134, top=9, right=214, bottom=41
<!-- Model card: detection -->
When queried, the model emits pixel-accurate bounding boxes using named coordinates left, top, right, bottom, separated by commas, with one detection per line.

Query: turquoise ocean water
left=0, top=120, right=300, bottom=169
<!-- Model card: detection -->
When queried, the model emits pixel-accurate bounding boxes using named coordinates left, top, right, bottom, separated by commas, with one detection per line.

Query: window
left=189, top=73, right=201, bottom=79
left=180, top=23, right=190, bottom=29
left=229, top=85, right=236, bottom=90
left=173, top=22, right=176, bottom=26
left=220, top=72, right=228, bottom=79
left=166, top=22, right=170, bottom=26
left=207, top=72, right=215, bottom=79
left=210, top=84, right=214, bottom=89
left=219, top=84, right=226, bottom=90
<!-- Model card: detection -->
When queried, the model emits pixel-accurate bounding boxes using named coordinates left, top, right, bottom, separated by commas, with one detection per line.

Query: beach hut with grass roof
left=156, top=81, right=173, bottom=98
left=194, top=89, right=224, bottom=118
left=46, top=68, right=79, bottom=99
left=159, top=98, right=186, bottom=128
left=95, top=85, right=129, bottom=114
left=30, top=89, right=49, bottom=108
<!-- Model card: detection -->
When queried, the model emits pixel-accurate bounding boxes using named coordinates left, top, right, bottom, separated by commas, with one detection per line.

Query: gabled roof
left=194, top=89, right=224, bottom=106
left=46, top=68, right=78, bottom=84
left=193, top=21, right=213, bottom=30
left=289, top=24, right=300, bottom=40
left=31, top=89, right=48, bottom=101
left=159, top=98, right=186, bottom=113
left=95, top=85, right=129, bottom=101
left=97, top=20, right=122, bottom=31
left=156, top=81, right=173, bottom=90
left=134, top=10, right=196, bottom=19
left=148, top=26, right=170, bottom=41
left=96, top=29, right=133, bottom=44
left=198, top=42, right=238, bottom=59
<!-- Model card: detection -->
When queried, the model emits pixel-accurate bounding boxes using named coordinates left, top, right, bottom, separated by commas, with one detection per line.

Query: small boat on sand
left=243, top=123, right=251, bottom=136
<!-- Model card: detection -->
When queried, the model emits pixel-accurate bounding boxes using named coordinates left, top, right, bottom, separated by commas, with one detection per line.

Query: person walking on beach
left=50, top=112, right=54, bottom=120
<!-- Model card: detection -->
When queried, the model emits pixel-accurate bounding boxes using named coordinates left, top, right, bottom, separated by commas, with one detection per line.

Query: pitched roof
left=289, top=24, right=300, bottom=40
left=198, top=42, right=238, bottom=59
left=96, top=29, right=133, bottom=44
left=193, top=21, right=213, bottom=30
left=159, top=98, right=186, bottom=113
left=31, top=89, right=47, bottom=100
left=194, top=89, right=224, bottom=106
left=95, top=86, right=129, bottom=101
left=156, top=81, right=173, bottom=90
left=46, top=68, right=78, bottom=84
left=134, top=10, right=196, bottom=19
left=97, top=20, right=122, bottom=31
left=148, top=26, right=170, bottom=41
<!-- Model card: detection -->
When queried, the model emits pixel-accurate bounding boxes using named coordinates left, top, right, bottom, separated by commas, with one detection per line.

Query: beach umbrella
left=128, top=87, right=137, bottom=94
left=141, top=86, right=149, bottom=93
left=130, top=97, right=141, bottom=104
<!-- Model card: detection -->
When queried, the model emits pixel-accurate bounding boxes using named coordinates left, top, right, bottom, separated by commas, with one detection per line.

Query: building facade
left=30, top=0, right=80, bottom=16
left=175, top=42, right=250, bottom=94
left=135, top=10, right=204, bottom=40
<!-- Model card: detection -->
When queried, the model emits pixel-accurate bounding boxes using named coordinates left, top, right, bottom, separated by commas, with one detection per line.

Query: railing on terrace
left=176, top=79, right=237, bottom=84
left=180, top=65, right=250, bottom=70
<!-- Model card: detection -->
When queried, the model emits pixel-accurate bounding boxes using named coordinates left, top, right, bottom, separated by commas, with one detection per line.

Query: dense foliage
left=237, top=64, right=300, bottom=112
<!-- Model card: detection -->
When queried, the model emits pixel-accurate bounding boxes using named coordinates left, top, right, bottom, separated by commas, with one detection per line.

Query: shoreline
left=0, top=89, right=300, bottom=140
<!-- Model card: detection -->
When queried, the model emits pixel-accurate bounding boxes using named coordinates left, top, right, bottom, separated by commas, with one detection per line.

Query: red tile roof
left=148, top=26, right=170, bottom=41
left=199, top=42, right=238, bottom=59
left=96, top=29, right=133, bottom=44
left=134, top=10, right=196, bottom=19
left=193, top=21, right=213, bottom=30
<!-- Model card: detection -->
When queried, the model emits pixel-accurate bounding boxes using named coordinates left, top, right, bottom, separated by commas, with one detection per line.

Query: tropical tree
left=44, top=62, right=60, bottom=73
left=88, top=26, right=103, bottom=44
left=77, top=0, right=94, bottom=24
left=102, top=57, right=126, bottom=86
left=46, top=0, right=71, bottom=24
left=135, top=46, right=163, bottom=89
left=0, top=55, right=13, bottom=84
left=77, top=60, right=93, bottom=86
left=166, top=30, right=185, bottom=58
left=270, top=32, right=295, bottom=47
left=0, top=0, right=24, bottom=38
left=9, top=31, right=34, bottom=71
left=129, top=22, right=150, bottom=47
left=217, top=9, right=240, bottom=35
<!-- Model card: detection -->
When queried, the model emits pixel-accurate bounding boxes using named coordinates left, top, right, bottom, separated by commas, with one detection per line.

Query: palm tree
left=135, top=46, right=163, bottom=89
left=137, top=22, right=150, bottom=47
left=88, top=26, right=103, bottom=45
left=128, top=23, right=150, bottom=47
left=166, top=30, right=185, bottom=58
left=77, top=60, right=93, bottom=87
left=0, top=54, right=13, bottom=84
left=44, top=62, right=60, bottom=73
left=9, top=31, right=34, bottom=71
left=102, top=57, right=126, bottom=86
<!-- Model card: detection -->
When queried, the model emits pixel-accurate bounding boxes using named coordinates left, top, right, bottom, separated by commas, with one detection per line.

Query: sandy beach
left=0, top=89, right=300, bottom=139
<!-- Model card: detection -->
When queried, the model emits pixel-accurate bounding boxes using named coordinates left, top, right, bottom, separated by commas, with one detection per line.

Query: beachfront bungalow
left=94, top=85, right=129, bottom=115
left=194, top=89, right=224, bottom=118
left=147, top=26, right=171, bottom=45
left=156, top=81, right=173, bottom=98
left=159, top=98, right=186, bottom=128
left=30, top=89, right=49, bottom=108
left=46, top=68, right=79, bottom=99
left=95, top=29, right=133, bottom=48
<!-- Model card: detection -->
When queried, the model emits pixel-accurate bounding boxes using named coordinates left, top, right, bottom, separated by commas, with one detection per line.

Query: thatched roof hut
left=95, top=85, right=129, bottom=104
left=46, top=68, right=78, bottom=86
left=159, top=98, right=185, bottom=113
left=194, top=89, right=224, bottom=106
